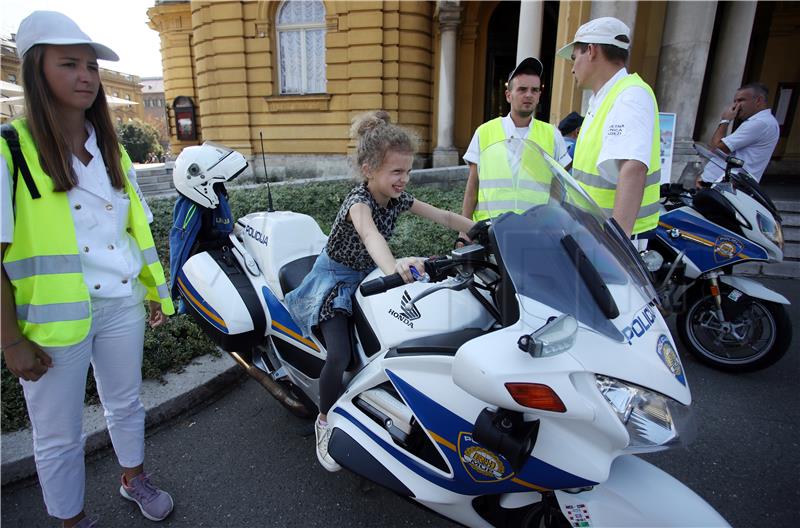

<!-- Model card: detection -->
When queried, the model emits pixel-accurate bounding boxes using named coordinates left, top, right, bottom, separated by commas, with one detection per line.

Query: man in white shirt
left=699, top=83, right=780, bottom=184
left=460, top=57, right=570, bottom=228
left=557, top=17, right=661, bottom=240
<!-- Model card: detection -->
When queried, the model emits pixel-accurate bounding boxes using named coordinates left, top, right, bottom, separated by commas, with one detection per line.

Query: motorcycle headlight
left=595, top=375, right=695, bottom=453
left=757, top=212, right=784, bottom=250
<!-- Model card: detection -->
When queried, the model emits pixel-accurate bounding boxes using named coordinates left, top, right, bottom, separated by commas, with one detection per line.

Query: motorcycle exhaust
left=227, top=350, right=314, bottom=419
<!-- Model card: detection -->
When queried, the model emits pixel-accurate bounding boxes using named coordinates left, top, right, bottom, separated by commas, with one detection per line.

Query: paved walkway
left=1, top=353, right=242, bottom=485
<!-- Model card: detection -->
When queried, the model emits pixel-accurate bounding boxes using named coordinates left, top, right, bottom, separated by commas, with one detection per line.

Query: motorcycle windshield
left=482, top=138, right=657, bottom=342
left=694, top=142, right=781, bottom=220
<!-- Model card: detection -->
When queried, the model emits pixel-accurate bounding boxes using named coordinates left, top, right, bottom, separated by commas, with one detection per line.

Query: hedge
left=1, top=179, right=466, bottom=432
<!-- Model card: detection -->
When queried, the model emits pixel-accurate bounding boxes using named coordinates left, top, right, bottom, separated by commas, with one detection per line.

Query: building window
left=8, top=74, right=16, bottom=83
left=276, top=0, right=326, bottom=95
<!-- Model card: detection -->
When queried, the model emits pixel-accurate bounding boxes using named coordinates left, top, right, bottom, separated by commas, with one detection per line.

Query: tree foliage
left=117, top=119, right=163, bottom=163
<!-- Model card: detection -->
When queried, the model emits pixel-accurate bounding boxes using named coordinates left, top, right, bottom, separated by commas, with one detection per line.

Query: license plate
left=727, top=289, right=743, bottom=302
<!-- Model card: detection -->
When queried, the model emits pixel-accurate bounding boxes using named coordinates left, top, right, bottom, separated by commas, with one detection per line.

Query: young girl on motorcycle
left=285, top=110, right=475, bottom=472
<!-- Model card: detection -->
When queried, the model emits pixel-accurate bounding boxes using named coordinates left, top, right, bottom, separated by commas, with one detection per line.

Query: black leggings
left=318, top=313, right=352, bottom=415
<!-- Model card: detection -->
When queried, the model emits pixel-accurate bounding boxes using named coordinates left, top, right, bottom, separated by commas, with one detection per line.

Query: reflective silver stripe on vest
left=141, top=246, right=159, bottom=265
left=584, top=201, right=659, bottom=221
left=638, top=201, right=661, bottom=218
left=3, top=255, right=82, bottom=281
left=17, top=301, right=91, bottom=324
left=571, top=169, right=616, bottom=189
left=477, top=200, right=544, bottom=212
left=572, top=168, right=662, bottom=189
left=480, top=179, right=546, bottom=192
left=157, top=283, right=169, bottom=299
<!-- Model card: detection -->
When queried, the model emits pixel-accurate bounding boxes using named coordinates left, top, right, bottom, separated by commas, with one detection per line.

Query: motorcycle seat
left=387, top=328, right=485, bottom=357
left=279, top=254, right=319, bottom=295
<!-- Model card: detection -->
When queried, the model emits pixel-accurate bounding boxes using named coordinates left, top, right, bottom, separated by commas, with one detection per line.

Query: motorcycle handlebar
left=359, top=273, right=407, bottom=297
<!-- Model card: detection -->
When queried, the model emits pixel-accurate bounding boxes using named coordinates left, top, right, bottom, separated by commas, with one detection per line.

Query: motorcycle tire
left=517, top=499, right=571, bottom=528
left=677, top=287, right=793, bottom=372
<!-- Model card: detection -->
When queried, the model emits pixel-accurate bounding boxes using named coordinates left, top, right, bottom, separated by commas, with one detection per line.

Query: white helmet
left=173, top=142, right=248, bottom=208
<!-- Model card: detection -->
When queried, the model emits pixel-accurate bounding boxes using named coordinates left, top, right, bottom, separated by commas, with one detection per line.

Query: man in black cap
left=558, top=111, right=584, bottom=160
left=461, top=57, right=571, bottom=227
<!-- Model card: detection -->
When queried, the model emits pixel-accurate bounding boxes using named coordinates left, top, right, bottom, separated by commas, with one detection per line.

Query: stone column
left=433, top=1, right=462, bottom=168
left=698, top=2, right=758, bottom=143
left=655, top=1, right=718, bottom=183
left=516, top=0, right=543, bottom=63
left=549, top=1, right=591, bottom=124
left=590, top=1, right=638, bottom=43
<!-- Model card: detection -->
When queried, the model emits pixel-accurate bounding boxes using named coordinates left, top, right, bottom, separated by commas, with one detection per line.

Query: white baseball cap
left=557, top=17, right=631, bottom=61
left=16, top=11, right=119, bottom=61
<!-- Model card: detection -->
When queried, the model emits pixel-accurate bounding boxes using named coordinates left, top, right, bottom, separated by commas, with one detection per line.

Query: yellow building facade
left=148, top=0, right=800, bottom=181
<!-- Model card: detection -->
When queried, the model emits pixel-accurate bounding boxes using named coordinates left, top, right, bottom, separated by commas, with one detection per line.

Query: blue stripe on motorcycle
left=333, top=371, right=596, bottom=495
left=260, top=286, right=319, bottom=351
left=657, top=209, right=769, bottom=273
left=177, top=271, right=228, bottom=334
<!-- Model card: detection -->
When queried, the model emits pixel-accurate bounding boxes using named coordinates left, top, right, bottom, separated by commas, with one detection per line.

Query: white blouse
left=1, top=124, right=153, bottom=299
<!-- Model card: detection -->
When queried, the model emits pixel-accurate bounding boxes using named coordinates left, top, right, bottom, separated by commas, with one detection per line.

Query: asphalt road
left=2, top=278, right=798, bottom=528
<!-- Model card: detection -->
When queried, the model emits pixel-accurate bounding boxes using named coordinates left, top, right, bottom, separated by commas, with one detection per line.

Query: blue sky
left=2, top=0, right=163, bottom=77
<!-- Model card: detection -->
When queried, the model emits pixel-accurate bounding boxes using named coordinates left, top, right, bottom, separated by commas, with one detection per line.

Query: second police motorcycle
left=644, top=145, right=792, bottom=372
left=169, top=138, right=729, bottom=527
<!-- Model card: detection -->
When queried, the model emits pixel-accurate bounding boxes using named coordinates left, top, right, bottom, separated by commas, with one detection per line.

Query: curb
left=1, top=352, right=243, bottom=486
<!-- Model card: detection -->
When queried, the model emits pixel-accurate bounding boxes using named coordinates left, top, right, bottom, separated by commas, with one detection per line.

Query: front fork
left=706, top=273, right=727, bottom=323
left=701, top=273, right=748, bottom=344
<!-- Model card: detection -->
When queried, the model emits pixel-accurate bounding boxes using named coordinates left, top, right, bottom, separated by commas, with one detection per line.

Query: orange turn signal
left=505, top=383, right=566, bottom=413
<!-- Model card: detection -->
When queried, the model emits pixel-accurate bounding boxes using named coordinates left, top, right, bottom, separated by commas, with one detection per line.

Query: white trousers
left=21, top=295, right=146, bottom=519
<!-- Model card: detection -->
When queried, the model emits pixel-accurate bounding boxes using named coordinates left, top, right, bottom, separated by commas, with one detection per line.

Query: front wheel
left=677, top=288, right=792, bottom=372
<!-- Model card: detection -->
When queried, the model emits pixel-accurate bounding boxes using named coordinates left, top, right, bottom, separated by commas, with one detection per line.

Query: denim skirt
left=284, top=249, right=371, bottom=338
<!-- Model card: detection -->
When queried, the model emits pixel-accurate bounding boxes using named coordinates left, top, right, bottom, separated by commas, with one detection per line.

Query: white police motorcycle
left=646, top=145, right=792, bottom=372
left=171, top=139, right=729, bottom=527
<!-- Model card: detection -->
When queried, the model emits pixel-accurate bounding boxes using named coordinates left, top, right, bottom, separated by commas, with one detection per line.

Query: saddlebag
left=175, top=246, right=267, bottom=351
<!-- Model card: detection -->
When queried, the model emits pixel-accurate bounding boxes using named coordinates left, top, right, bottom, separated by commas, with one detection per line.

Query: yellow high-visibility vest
left=473, top=117, right=557, bottom=221
left=572, top=73, right=661, bottom=235
left=0, top=119, right=174, bottom=347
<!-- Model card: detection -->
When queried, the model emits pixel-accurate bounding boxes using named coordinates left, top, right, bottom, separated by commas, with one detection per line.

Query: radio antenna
left=259, top=131, right=275, bottom=212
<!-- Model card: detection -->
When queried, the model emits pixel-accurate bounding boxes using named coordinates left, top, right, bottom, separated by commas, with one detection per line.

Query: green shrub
left=1, top=178, right=466, bottom=432
left=117, top=119, right=163, bottom=163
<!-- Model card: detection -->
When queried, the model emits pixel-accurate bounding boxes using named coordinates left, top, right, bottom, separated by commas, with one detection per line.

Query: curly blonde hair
left=351, top=110, right=418, bottom=181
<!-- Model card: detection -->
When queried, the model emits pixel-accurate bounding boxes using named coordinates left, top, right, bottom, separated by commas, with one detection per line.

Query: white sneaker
left=315, top=417, right=342, bottom=472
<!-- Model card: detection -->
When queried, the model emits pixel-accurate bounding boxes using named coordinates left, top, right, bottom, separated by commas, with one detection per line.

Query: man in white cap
left=460, top=57, right=570, bottom=229
left=557, top=17, right=661, bottom=242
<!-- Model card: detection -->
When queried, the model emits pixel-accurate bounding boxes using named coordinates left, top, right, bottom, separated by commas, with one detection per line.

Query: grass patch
left=2, top=179, right=466, bottom=432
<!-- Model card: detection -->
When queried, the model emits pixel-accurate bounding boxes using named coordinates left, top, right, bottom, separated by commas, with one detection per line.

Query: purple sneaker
left=119, top=473, right=174, bottom=521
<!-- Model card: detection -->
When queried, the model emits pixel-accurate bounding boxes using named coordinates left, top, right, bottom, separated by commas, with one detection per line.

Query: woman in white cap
left=0, top=11, right=175, bottom=528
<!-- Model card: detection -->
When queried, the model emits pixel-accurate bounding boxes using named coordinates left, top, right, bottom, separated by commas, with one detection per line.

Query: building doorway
left=483, top=1, right=560, bottom=124
left=484, top=1, right=519, bottom=122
